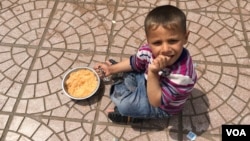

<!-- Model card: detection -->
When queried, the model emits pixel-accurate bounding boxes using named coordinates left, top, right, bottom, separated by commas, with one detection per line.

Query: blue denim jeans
left=110, top=72, right=171, bottom=119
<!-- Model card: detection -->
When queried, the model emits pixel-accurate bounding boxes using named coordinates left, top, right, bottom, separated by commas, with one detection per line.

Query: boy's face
left=147, top=25, right=189, bottom=66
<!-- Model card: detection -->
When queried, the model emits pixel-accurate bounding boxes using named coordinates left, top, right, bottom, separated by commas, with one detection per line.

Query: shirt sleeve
left=130, top=44, right=152, bottom=72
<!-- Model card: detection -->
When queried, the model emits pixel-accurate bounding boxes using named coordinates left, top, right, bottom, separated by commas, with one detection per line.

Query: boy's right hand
left=94, top=61, right=112, bottom=78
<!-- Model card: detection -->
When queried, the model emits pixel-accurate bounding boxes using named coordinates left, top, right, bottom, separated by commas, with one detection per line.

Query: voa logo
left=226, top=129, right=246, bottom=136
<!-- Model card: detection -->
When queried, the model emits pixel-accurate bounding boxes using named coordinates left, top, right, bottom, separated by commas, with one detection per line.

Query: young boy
left=94, top=5, right=197, bottom=123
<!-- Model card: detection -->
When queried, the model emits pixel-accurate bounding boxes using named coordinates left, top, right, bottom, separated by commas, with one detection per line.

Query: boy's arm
left=147, top=70, right=162, bottom=107
left=147, top=55, right=170, bottom=107
left=109, top=59, right=132, bottom=74
left=94, top=59, right=132, bottom=78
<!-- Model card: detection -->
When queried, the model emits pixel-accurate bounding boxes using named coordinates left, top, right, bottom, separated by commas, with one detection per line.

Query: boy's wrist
left=148, top=67, right=160, bottom=75
left=148, top=69, right=160, bottom=78
left=108, top=65, right=116, bottom=75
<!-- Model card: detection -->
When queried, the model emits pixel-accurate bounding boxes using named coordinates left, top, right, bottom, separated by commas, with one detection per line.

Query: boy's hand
left=94, top=61, right=112, bottom=78
left=148, top=55, right=170, bottom=74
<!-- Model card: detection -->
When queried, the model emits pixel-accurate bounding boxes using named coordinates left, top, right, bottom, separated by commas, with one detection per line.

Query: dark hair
left=144, top=5, right=187, bottom=36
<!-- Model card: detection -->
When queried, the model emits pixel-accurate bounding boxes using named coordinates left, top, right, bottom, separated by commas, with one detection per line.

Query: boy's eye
left=168, top=39, right=178, bottom=44
left=152, top=41, right=162, bottom=46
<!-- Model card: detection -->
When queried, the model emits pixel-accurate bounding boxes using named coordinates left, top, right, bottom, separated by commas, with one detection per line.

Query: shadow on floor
left=130, top=88, right=210, bottom=140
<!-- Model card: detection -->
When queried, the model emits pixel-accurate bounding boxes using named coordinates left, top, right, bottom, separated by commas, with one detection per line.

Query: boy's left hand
left=93, top=61, right=112, bottom=78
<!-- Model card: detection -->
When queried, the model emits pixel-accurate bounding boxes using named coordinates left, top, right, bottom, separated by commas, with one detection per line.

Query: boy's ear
left=184, top=30, right=190, bottom=44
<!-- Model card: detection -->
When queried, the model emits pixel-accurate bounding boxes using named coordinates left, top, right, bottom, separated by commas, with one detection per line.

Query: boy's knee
left=116, top=102, right=134, bottom=116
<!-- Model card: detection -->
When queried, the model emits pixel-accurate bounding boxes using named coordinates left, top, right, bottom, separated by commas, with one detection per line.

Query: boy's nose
left=161, top=44, right=171, bottom=54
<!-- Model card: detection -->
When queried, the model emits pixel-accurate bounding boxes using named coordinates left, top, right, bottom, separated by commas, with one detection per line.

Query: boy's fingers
left=105, top=61, right=112, bottom=66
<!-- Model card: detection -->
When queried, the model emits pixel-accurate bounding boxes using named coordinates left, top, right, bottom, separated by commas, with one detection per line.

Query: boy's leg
left=109, top=72, right=170, bottom=123
left=105, top=59, right=143, bottom=123
left=108, top=106, right=143, bottom=123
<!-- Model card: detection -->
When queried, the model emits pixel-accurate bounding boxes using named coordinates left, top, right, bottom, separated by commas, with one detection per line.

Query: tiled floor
left=0, top=0, right=250, bottom=141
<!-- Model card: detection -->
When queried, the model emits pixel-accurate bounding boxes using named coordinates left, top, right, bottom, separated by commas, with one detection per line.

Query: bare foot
left=105, top=108, right=114, bottom=114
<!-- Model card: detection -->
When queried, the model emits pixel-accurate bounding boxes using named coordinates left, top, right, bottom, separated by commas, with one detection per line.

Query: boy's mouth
left=166, top=55, right=174, bottom=58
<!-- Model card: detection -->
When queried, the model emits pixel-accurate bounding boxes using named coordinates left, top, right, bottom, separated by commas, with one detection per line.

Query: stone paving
left=0, top=0, right=250, bottom=141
